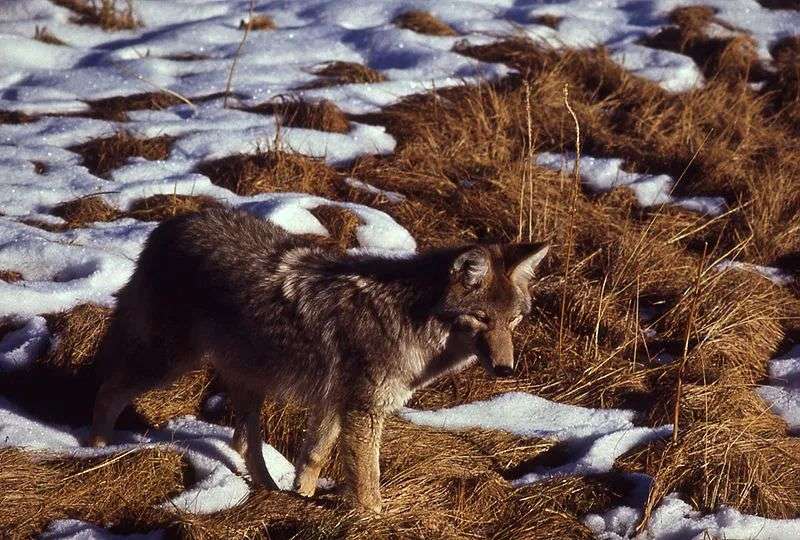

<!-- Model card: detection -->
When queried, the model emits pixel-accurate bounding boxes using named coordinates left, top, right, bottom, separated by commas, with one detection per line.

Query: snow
left=0, top=315, right=50, bottom=371
left=40, top=520, right=164, bottom=540
left=716, top=261, right=795, bottom=287
left=536, top=153, right=726, bottom=215
left=758, top=345, right=800, bottom=434
left=0, top=395, right=294, bottom=514
left=586, top=492, right=800, bottom=540
left=344, top=177, right=406, bottom=204
left=0, top=0, right=798, bottom=537
left=402, top=392, right=672, bottom=482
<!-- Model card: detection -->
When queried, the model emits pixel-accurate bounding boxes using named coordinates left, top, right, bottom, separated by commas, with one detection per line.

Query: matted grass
left=393, top=10, right=458, bottom=36
left=0, top=447, right=185, bottom=538
left=196, top=148, right=340, bottom=197
left=4, top=28, right=800, bottom=538
left=248, top=98, right=350, bottom=133
left=0, top=270, right=24, bottom=283
left=239, top=14, right=275, bottom=31
left=52, top=0, right=140, bottom=30
left=69, top=132, right=173, bottom=178
left=300, top=61, right=387, bottom=89
left=127, top=194, right=224, bottom=222
left=308, top=205, right=360, bottom=249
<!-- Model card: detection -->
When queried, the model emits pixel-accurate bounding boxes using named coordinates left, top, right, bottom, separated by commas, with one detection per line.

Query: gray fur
left=89, top=208, right=548, bottom=512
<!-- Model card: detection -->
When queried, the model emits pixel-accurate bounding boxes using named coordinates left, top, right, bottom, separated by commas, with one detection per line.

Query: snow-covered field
left=1, top=1, right=799, bottom=538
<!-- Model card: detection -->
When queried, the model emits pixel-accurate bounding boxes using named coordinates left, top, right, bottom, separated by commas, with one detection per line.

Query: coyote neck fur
left=290, top=246, right=471, bottom=392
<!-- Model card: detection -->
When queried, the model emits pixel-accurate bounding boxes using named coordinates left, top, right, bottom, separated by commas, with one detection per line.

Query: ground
left=1, top=1, right=800, bottom=539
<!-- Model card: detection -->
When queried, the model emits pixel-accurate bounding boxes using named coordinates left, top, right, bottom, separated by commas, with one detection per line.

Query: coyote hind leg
left=229, top=390, right=280, bottom=490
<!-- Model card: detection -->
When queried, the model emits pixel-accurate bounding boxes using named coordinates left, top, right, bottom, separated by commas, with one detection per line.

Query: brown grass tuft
left=757, top=0, right=800, bottom=7
left=300, top=61, right=387, bottom=89
left=161, top=52, right=211, bottom=61
left=52, top=195, right=121, bottom=227
left=393, top=10, right=458, bottom=37
left=69, top=132, right=173, bottom=178
left=631, top=413, right=800, bottom=519
left=642, top=6, right=767, bottom=83
left=309, top=205, right=360, bottom=249
left=532, top=14, right=563, bottom=29
left=33, top=25, right=66, bottom=45
left=52, top=0, right=140, bottom=31
left=249, top=98, right=350, bottom=133
left=0, top=270, right=23, bottom=283
left=0, top=110, right=36, bottom=124
left=127, top=194, right=223, bottom=221
left=86, top=92, right=186, bottom=121
left=45, top=304, right=112, bottom=372
left=0, top=447, right=184, bottom=538
left=239, top=14, right=276, bottom=31
left=133, top=369, right=215, bottom=426
left=196, top=148, right=340, bottom=197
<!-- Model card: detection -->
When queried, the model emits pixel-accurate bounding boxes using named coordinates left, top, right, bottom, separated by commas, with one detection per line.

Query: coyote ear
left=505, top=243, right=549, bottom=288
left=452, top=247, right=490, bottom=289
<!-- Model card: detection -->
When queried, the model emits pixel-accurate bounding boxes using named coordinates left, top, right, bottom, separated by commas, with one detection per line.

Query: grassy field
left=2, top=4, right=800, bottom=539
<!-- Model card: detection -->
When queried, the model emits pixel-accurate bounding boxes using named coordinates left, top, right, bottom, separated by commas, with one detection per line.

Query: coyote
left=89, top=208, right=548, bottom=513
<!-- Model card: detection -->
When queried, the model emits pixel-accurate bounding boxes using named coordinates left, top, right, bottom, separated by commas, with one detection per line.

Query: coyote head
left=439, top=243, right=549, bottom=378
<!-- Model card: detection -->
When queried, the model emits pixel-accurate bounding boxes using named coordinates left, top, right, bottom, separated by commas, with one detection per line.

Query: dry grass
left=86, top=92, right=186, bottom=121
left=22, top=193, right=223, bottom=232
left=0, top=110, right=36, bottom=124
left=45, top=303, right=112, bottom=372
left=196, top=147, right=340, bottom=197
left=34, top=25, right=66, bottom=45
left=0, top=270, right=24, bottom=283
left=239, top=14, right=275, bottom=31
left=248, top=97, right=350, bottom=133
left=5, top=24, right=800, bottom=537
left=300, top=61, right=387, bottom=89
left=393, top=10, right=458, bottom=37
left=52, top=0, right=140, bottom=30
left=52, top=195, right=121, bottom=227
left=309, top=205, right=360, bottom=249
left=532, top=14, right=563, bottom=29
left=127, top=194, right=223, bottom=221
left=641, top=6, right=767, bottom=83
left=69, top=132, right=173, bottom=178
left=757, top=0, right=800, bottom=8
left=0, top=447, right=184, bottom=538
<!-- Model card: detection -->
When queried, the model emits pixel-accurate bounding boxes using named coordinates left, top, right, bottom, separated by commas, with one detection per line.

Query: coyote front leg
left=294, top=407, right=342, bottom=497
left=342, top=408, right=384, bottom=513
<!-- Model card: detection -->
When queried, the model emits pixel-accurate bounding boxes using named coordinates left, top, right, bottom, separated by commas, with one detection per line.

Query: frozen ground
left=1, top=0, right=799, bottom=538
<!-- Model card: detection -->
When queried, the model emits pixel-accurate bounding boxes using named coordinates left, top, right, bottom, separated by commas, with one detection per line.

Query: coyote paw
left=293, top=466, right=320, bottom=497
left=355, top=493, right=382, bottom=514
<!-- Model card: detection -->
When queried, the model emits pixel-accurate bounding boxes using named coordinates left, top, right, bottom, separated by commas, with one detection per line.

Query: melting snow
left=402, top=392, right=672, bottom=482
left=1, top=0, right=799, bottom=537
left=536, top=153, right=726, bottom=215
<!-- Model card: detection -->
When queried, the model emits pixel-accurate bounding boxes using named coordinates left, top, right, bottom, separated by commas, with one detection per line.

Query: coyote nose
left=493, top=365, right=514, bottom=378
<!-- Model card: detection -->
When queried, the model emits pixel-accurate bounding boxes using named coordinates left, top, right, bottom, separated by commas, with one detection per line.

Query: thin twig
left=113, top=64, right=195, bottom=109
left=223, top=0, right=255, bottom=108
left=558, top=84, right=581, bottom=360
left=60, top=448, right=140, bottom=482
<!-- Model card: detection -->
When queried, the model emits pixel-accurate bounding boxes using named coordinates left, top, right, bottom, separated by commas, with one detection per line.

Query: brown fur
left=89, top=208, right=548, bottom=512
